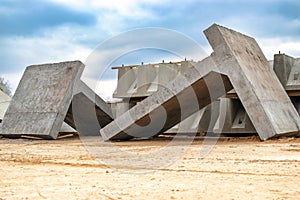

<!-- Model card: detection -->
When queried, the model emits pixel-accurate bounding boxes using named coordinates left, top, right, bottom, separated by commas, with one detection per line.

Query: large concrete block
left=218, top=55, right=300, bottom=135
left=0, top=87, right=76, bottom=133
left=65, top=80, right=114, bottom=136
left=1, top=61, right=83, bottom=139
left=204, top=24, right=300, bottom=140
left=0, top=61, right=113, bottom=139
left=101, top=24, right=300, bottom=141
left=274, top=54, right=300, bottom=91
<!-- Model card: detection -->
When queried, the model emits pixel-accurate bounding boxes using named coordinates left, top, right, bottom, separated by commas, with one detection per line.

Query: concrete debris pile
left=1, top=24, right=300, bottom=141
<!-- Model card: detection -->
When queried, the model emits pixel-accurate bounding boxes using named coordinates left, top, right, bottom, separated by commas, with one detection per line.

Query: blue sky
left=1, top=0, right=300, bottom=99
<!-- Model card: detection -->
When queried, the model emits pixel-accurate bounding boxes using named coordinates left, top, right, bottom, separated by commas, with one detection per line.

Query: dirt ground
left=0, top=134, right=299, bottom=200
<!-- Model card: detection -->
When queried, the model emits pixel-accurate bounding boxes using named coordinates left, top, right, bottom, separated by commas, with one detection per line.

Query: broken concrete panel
left=204, top=24, right=300, bottom=140
left=0, top=61, right=84, bottom=139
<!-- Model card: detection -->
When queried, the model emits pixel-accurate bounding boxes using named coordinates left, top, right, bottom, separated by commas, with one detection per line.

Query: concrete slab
left=204, top=24, right=300, bottom=140
left=100, top=58, right=233, bottom=140
left=0, top=61, right=84, bottom=139
left=216, top=55, right=300, bottom=135
left=0, top=61, right=113, bottom=139
left=65, top=80, right=114, bottom=136
left=101, top=24, right=300, bottom=141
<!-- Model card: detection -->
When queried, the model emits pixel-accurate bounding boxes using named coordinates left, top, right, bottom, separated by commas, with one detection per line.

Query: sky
left=1, top=0, right=300, bottom=100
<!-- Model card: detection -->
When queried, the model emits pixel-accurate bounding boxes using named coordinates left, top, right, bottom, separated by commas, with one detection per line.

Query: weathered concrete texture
left=101, top=58, right=233, bottom=140
left=0, top=88, right=76, bottom=133
left=113, top=61, right=217, bottom=135
left=0, top=61, right=113, bottom=139
left=65, top=80, right=114, bottom=136
left=205, top=24, right=300, bottom=140
left=0, top=61, right=84, bottom=139
left=217, top=56, right=300, bottom=135
left=101, top=24, right=300, bottom=141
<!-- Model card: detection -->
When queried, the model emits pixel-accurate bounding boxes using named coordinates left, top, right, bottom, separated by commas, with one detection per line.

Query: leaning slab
left=0, top=61, right=113, bottom=139
left=101, top=58, right=233, bottom=140
left=101, top=24, right=300, bottom=141
left=205, top=24, right=300, bottom=140
left=65, top=80, right=113, bottom=136
left=0, top=88, right=77, bottom=133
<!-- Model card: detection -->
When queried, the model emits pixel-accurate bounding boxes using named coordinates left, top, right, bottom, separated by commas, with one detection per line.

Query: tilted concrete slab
left=101, top=24, right=300, bottom=141
left=0, top=61, right=113, bottom=139
left=0, top=61, right=84, bottom=139
left=65, top=80, right=113, bottom=136
left=101, top=59, right=233, bottom=141
left=0, top=88, right=76, bottom=133
left=215, top=55, right=300, bottom=135
left=204, top=24, right=300, bottom=140
left=166, top=101, right=220, bottom=134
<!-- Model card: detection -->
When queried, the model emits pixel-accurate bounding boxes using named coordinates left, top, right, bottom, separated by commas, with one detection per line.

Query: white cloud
left=48, top=0, right=162, bottom=18
left=259, top=37, right=300, bottom=60
left=1, top=26, right=93, bottom=93
left=82, top=77, right=118, bottom=101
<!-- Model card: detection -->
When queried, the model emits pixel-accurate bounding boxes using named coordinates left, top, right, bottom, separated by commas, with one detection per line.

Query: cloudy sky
left=1, top=0, right=300, bottom=99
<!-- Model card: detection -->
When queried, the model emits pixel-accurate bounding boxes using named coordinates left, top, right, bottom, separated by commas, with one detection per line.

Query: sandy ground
left=0, top=134, right=299, bottom=200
